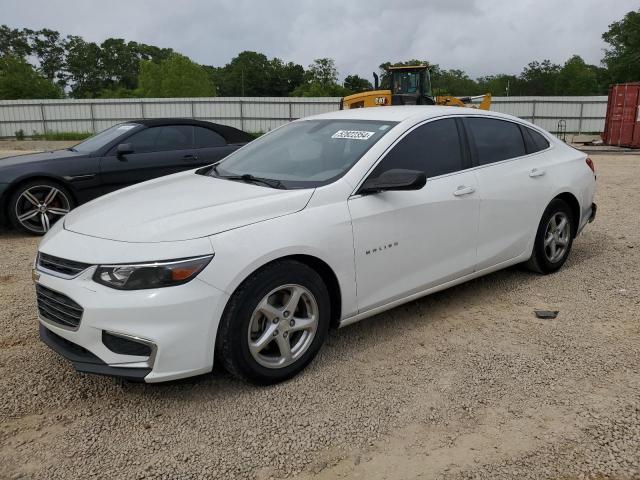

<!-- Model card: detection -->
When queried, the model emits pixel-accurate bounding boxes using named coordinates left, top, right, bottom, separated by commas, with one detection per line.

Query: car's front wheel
left=8, top=180, right=74, bottom=235
left=526, top=198, right=574, bottom=274
left=216, top=260, right=330, bottom=384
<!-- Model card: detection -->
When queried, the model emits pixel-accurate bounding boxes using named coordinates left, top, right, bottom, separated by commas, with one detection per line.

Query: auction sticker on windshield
left=331, top=130, right=376, bottom=140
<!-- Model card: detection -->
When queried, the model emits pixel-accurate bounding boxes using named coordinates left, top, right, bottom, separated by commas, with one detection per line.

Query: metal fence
left=0, top=95, right=608, bottom=138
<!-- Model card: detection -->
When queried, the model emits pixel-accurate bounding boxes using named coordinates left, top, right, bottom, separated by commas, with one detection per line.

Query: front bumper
left=37, top=265, right=229, bottom=383
left=40, top=324, right=151, bottom=381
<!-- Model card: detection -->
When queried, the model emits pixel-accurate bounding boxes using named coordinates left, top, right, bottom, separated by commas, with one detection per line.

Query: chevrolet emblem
left=32, top=269, right=40, bottom=283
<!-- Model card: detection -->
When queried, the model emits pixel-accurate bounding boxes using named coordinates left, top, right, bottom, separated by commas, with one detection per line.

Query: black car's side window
left=369, top=118, right=464, bottom=179
left=154, top=126, right=193, bottom=151
left=125, top=127, right=161, bottom=153
left=194, top=127, right=226, bottom=148
left=124, top=125, right=193, bottom=153
left=465, top=117, right=526, bottom=165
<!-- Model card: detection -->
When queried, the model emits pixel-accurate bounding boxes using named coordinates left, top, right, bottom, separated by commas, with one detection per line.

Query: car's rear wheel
left=8, top=180, right=74, bottom=235
left=216, top=260, right=330, bottom=384
left=526, top=198, right=574, bottom=274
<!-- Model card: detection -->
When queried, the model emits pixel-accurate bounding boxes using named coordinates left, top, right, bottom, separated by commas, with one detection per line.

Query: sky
left=1, top=0, right=638, bottom=81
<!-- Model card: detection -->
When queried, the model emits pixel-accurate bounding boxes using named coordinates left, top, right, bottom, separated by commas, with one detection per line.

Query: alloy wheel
left=14, top=185, right=71, bottom=234
left=247, top=284, right=319, bottom=369
left=543, top=212, right=570, bottom=263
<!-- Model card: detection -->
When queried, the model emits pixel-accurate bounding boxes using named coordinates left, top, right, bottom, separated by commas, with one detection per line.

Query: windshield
left=393, top=71, right=420, bottom=94
left=212, top=119, right=397, bottom=188
left=71, top=123, right=140, bottom=153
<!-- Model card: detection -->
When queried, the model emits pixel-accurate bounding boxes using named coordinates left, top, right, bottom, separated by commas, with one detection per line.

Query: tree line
left=0, top=8, right=638, bottom=100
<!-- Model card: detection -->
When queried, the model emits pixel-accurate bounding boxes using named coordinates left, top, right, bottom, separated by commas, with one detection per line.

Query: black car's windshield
left=72, top=123, right=140, bottom=153
left=212, top=119, right=397, bottom=189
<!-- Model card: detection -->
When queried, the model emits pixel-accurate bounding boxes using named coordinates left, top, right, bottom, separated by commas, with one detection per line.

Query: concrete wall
left=0, top=96, right=608, bottom=138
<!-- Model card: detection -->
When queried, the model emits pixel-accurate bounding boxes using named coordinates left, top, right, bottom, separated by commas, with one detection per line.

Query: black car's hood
left=0, top=149, right=86, bottom=168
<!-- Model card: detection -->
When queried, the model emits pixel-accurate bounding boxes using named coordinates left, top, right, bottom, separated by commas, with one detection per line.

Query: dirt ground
left=0, top=153, right=638, bottom=480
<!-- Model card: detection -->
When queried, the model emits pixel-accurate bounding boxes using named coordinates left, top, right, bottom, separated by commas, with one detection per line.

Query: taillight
left=586, top=157, right=595, bottom=174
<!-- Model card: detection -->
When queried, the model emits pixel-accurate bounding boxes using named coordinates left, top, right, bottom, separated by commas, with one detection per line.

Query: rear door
left=465, top=117, right=553, bottom=270
left=348, top=118, right=480, bottom=312
left=99, top=125, right=196, bottom=193
left=193, top=126, right=241, bottom=165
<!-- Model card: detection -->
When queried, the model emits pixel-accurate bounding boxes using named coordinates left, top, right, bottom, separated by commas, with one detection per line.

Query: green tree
left=519, top=60, right=561, bottom=95
left=432, top=68, right=479, bottom=96
left=268, top=58, right=305, bottom=96
left=137, top=53, right=215, bottom=97
left=343, top=74, right=373, bottom=93
left=0, top=55, right=62, bottom=99
left=476, top=74, right=519, bottom=96
left=293, top=58, right=349, bottom=97
left=557, top=55, right=599, bottom=95
left=64, top=36, right=103, bottom=98
left=99, top=38, right=142, bottom=91
left=602, top=9, right=640, bottom=83
left=0, top=25, right=31, bottom=58
left=213, top=51, right=273, bottom=96
left=30, top=29, right=66, bottom=86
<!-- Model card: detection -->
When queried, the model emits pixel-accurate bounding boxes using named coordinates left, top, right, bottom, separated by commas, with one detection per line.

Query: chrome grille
left=36, top=284, right=83, bottom=329
left=37, top=253, right=90, bottom=278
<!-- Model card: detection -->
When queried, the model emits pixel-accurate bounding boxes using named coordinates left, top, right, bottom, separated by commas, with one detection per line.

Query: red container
left=603, top=82, right=640, bottom=148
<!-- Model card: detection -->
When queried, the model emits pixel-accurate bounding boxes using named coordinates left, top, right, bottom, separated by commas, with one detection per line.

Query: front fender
left=203, top=204, right=358, bottom=320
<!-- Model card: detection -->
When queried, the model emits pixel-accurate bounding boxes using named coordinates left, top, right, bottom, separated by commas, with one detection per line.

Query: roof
left=387, top=65, right=428, bottom=71
left=305, top=105, right=517, bottom=124
left=126, top=118, right=253, bottom=143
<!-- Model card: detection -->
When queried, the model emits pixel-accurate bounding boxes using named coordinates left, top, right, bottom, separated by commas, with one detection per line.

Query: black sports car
left=0, top=119, right=253, bottom=234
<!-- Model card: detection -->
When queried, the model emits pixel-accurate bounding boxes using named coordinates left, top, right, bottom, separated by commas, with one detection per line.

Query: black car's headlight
left=93, top=255, right=213, bottom=290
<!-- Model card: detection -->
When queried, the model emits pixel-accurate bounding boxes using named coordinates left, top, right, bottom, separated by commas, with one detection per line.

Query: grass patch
left=31, top=131, right=93, bottom=141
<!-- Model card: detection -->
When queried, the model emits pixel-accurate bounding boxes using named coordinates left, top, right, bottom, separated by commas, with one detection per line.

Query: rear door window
left=154, top=125, right=193, bottom=151
left=523, top=126, right=550, bottom=153
left=194, top=126, right=226, bottom=148
left=370, top=118, right=465, bottom=178
left=465, top=117, right=526, bottom=165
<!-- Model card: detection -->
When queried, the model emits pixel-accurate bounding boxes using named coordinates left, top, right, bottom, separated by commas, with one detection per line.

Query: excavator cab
left=388, top=65, right=434, bottom=105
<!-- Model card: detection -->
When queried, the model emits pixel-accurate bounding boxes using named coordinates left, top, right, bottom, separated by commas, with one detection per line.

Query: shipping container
left=602, top=82, right=640, bottom=148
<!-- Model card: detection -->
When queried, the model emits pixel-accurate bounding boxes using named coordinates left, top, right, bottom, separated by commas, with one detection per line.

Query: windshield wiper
left=217, top=172, right=286, bottom=190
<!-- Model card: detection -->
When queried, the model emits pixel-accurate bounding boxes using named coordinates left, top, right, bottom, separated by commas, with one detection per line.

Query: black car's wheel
left=8, top=180, right=74, bottom=235
left=526, top=198, right=574, bottom=274
left=216, top=260, right=330, bottom=385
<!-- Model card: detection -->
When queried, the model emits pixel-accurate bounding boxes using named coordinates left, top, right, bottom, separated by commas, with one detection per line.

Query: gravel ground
left=0, top=154, right=638, bottom=480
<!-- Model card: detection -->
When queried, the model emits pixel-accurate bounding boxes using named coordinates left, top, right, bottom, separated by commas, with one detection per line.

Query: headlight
left=93, top=255, right=213, bottom=290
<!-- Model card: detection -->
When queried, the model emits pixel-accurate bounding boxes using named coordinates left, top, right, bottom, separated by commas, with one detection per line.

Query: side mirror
left=116, top=143, right=133, bottom=155
left=358, top=169, right=426, bottom=195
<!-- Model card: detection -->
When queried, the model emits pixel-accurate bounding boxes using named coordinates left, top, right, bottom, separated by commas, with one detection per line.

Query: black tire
left=525, top=198, right=575, bottom=274
left=7, top=180, right=74, bottom=235
left=216, top=260, right=330, bottom=385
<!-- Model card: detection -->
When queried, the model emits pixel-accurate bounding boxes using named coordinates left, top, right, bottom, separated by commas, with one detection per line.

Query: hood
left=0, top=149, right=85, bottom=168
left=64, top=171, right=314, bottom=242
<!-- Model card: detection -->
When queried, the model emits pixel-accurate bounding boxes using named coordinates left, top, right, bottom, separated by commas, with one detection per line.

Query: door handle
left=453, top=185, right=475, bottom=196
left=182, top=154, right=199, bottom=161
left=529, top=168, right=546, bottom=177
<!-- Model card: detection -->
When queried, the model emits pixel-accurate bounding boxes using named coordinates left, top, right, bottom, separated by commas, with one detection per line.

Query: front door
left=99, top=124, right=197, bottom=194
left=348, top=118, right=480, bottom=313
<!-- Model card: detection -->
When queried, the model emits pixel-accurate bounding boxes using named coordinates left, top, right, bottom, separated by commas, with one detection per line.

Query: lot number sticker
left=332, top=130, right=376, bottom=140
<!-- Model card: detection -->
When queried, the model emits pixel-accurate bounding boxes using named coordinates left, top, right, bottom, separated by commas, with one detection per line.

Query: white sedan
left=34, top=106, right=597, bottom=384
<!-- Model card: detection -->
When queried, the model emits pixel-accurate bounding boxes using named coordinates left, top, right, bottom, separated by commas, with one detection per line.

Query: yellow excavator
left=340, top=64, right=491, bottom=110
